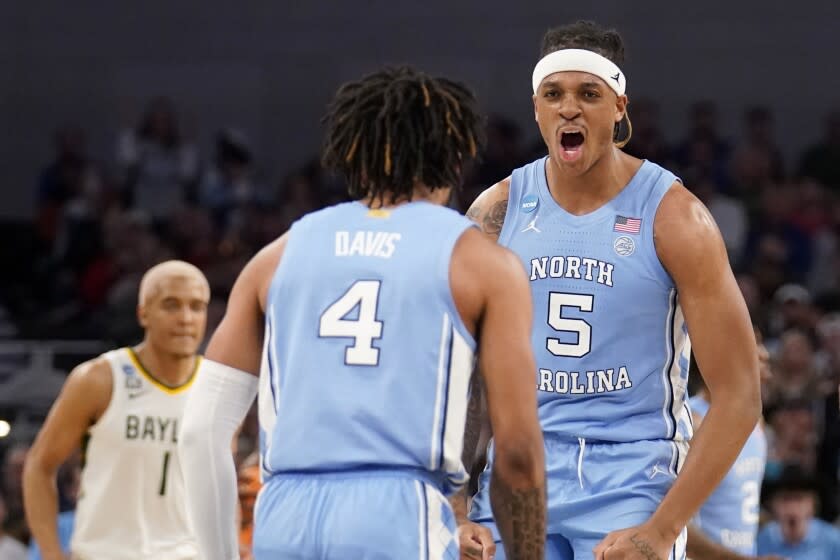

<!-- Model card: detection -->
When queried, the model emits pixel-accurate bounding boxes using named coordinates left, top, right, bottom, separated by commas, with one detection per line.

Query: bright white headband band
left=532, top=49, right=626, bottom=96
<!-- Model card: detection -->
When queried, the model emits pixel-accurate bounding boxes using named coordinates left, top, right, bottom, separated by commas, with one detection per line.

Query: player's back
left=260, top=200, right=476, bottom=492
left=691, top=395, right=767, bottom=555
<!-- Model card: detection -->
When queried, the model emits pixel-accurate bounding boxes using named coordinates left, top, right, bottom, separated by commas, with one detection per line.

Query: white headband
left=532, top=49, right=626, bottom=96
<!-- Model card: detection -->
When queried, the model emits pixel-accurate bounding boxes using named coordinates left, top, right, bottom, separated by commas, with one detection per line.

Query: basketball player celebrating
left=686, top=329, right=783, bottom=560
left=177, top=66, right=546, bottom=560
left=24, top=261, right=209, bottom=560
left=459, top=21, right=761, bottom=560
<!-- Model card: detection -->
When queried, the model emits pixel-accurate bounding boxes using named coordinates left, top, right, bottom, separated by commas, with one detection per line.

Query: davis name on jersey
left=335, top=230, right=401, bottom=258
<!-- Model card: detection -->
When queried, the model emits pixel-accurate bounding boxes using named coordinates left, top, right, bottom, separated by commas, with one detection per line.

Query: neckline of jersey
left=536, top=156, right=650, bottom=226
left=126, top=347, right=201, bottom=395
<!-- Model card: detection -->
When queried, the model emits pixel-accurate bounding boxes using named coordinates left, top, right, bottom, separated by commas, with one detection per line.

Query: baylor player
left=24, top=261, right=210, bottom=560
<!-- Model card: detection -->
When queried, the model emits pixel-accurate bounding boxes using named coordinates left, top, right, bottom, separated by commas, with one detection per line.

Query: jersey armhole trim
left=645, top=176, right=680, bottom=289
left=440, top=222, right=478, bottom=350
left=87, top=350, right=123, bottom=435
left=496, top=169, right=523, bottom=247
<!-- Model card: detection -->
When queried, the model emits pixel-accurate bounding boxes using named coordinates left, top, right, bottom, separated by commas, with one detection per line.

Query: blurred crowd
left=0, top=95, right=839, bottom=556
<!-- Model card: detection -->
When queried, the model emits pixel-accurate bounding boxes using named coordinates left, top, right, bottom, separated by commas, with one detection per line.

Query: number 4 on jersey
left=319, top=280, right=384, bottom=366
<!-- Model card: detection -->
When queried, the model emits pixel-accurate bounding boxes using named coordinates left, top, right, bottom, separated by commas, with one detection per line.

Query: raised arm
left=178, top=234, right=286, bottom=560
left=24, top=360, right=111, bottom=560
left=596, top=184, right=761, bottom=559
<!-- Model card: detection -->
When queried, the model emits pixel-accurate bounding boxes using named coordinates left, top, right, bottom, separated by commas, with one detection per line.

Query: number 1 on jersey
left=158, top=451, right=171, bottom=496
left=319, top=280, right=383, bottom=366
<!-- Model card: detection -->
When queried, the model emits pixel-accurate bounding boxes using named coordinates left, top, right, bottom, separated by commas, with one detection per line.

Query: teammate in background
left=687, top=328, right=783, bottom=560
left=177, top=65, right=546, bottom=560
left=458, top=21, right=761, bottom=560
left=757, top=465, right=840, bottom=559
left=24, top=261, right=209, bottom=560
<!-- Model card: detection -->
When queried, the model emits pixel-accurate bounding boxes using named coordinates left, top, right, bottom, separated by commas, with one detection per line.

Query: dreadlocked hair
left=321, top=66, right=485, bottom=205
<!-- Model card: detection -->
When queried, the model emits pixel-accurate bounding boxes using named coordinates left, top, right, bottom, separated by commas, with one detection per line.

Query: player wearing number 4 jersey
left=177, top=66, right=546, bottom=560
left=457, top=21, right=761, bottom=560
left=23, top=261, right=210, bottom=560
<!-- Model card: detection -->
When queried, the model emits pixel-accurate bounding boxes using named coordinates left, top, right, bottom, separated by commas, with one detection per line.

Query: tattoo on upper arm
left=491, top=478, right=546, bottom=560
left=483, top=200, right=508, bottom=236
left=466, top=199, right=508, bottom=240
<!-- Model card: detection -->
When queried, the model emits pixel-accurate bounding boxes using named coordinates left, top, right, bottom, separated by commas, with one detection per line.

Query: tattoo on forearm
left=630, top=534, right=662, bottom=560
left=483, top=200, right=508, bottom=236
left=490, top=473, right=546, bottom=560
left=461, top=374, right=485, bottom=474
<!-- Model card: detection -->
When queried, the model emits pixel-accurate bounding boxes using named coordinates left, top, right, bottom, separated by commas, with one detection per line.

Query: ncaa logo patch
left=521, top=195, right=539, bottom=214
left=613, top=236, right=635, bottom=256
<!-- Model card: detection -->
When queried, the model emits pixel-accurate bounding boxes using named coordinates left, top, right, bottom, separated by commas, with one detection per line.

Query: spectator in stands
left=765, top=400, right=819, bottom=478
left=744, top=186, right=812, bottom=285
left=799, top=110, right=840, bottom=192
left=117, top=97, right=199, bottom=221
left=757, top=466, right=840, bottom=558
left=0, top=491, right=26, bottom=560
left=2, top=445, right=30, bottom=544
left=767, top=284, right=819, bottom=340
left=622, top=97, right=671, bottom=166
left=808, top=194, right=840, bottom=298
left=674, top=100, right=731, bottom=189
left=198, top=129, right=268, bottom=229
left=730, top=106, right=784, bottom=193
left=691, top=174, right=748, bottom=261
left=766, top=330, right=825, bottom=406
left=27, top=459, right=79, bottom=560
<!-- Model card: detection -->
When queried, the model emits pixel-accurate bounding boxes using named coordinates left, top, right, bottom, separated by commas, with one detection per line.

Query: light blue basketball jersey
left=498, top=157, right=692, bottom=443
left=691, top=396, right=767, bottom=555
left=257, top=201, right=476, bottom=495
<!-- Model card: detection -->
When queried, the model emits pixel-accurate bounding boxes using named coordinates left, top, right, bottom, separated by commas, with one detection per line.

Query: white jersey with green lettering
left=71, top=348, right=198, bottom=560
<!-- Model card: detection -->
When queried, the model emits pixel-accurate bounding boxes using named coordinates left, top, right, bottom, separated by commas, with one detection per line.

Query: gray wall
left=2, top=0, right=839, bottom=217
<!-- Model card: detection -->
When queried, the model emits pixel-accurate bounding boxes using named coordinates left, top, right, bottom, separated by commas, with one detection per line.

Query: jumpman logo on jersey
left=649, top=463, right=672, bottom=480
left=521, top=215, right=541, bottom=233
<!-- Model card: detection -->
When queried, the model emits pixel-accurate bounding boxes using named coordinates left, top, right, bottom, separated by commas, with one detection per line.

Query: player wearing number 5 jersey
left=23, top=261, right=210, bottom=560
left=458, top=21, right=761, bottom=560
left=178, top=66, right=546, bottom=560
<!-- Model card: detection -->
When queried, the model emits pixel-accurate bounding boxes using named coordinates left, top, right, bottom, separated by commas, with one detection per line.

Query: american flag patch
left=614, top=215, right=641, bottom=234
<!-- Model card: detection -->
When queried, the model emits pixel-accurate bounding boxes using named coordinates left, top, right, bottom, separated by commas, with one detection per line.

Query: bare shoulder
left=63, top=355, right=113, bottom=419
left=248, top=232, right=289, bottom=310
left=465, top=178, right=511, bottom=240
left=654, top=181, right=727, bottom=278
left=450, top=227, right=527, bottom=333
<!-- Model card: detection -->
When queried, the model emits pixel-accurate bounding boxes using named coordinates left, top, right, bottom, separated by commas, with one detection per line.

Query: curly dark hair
left=321, top=66, right=485, bottom=205
left=540, top=20, right=625, bottom=64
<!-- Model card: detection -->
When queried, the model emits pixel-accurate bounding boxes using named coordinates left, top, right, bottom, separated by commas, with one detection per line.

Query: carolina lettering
left=537, top=366, right=632, bottom=394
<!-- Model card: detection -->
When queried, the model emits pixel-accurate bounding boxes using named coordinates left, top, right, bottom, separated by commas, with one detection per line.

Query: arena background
left=1, top=0, right=839, bottom=555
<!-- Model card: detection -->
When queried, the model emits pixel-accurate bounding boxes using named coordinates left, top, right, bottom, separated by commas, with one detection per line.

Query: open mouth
left=559, top=131, right=585, bottom=162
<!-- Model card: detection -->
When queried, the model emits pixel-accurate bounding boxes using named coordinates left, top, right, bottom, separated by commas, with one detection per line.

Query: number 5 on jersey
left=319, top=280, right=384, bottom=366
left=547, top=292, right=594, bottom=358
